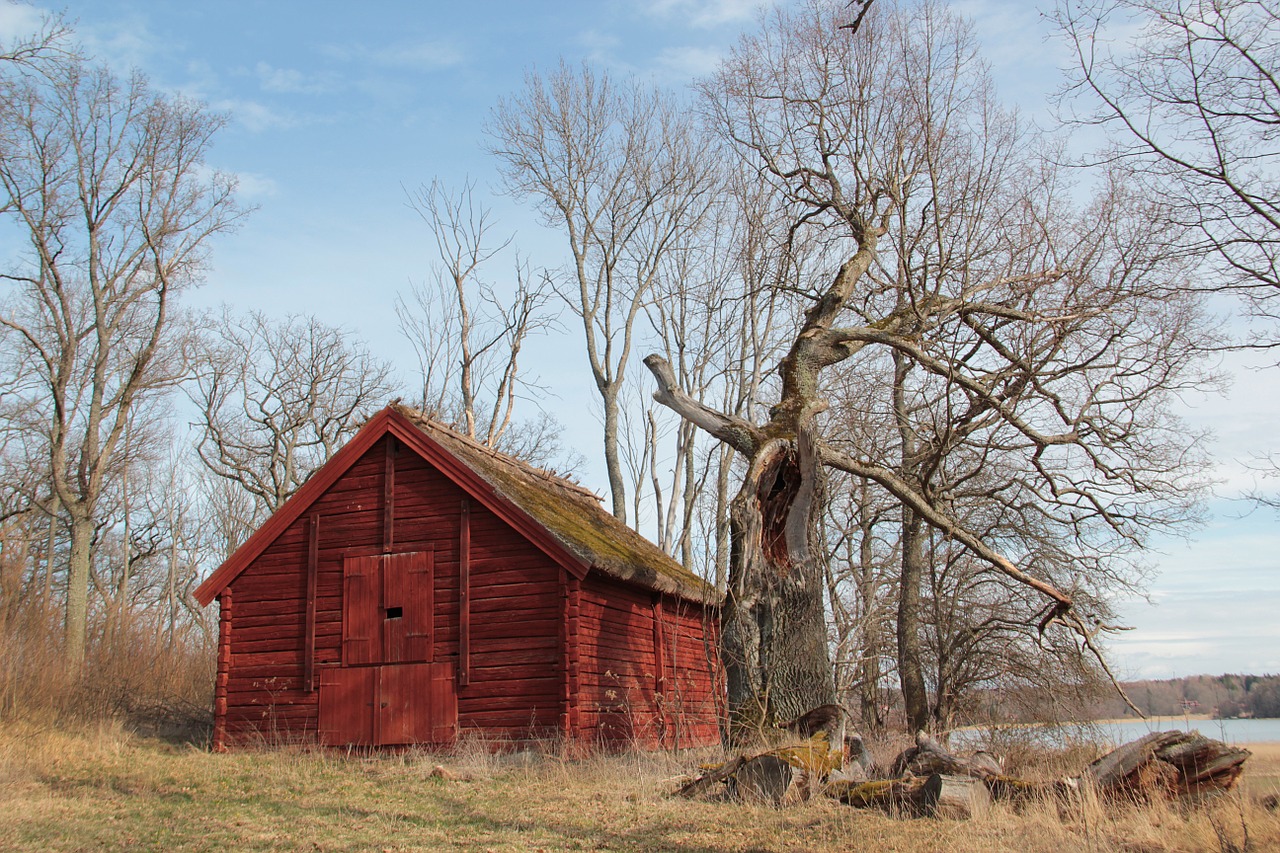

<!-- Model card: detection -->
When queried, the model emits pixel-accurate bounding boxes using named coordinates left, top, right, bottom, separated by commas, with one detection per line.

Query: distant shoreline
left=954, top=713, right=1262, bottom=732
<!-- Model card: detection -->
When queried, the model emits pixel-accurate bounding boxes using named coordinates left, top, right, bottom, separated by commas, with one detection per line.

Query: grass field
left=2, top=722, right=1279, bottom=852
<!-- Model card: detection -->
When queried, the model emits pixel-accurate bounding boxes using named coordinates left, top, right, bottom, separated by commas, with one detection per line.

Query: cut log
left=1082, top=730, right=1185, bottom=792
left=1152, top=734, right=1251, bottom=797
left=829, top=776, right=931, bottom=816
left=776, top=704, right=844, bottom=740
left=922, top=773, right=990, bottom=819
left=676, top=755, right=745, bottom=799
left=731, top=754, right=794, bottom=804
left=985, top=774, right=1056, bottom=804
left=1080, top=730, right=1250, bottom=802
left=889, top=732, right=999, bottom=780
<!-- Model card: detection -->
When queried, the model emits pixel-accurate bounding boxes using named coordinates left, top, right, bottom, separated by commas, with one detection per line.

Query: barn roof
left=194, top=405, right=717, bottom=606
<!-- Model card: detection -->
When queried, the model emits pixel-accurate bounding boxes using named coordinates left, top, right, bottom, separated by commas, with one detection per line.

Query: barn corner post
left=558, top=566, right=582, bottom=754
left=212, top=588, right=233, bottom=752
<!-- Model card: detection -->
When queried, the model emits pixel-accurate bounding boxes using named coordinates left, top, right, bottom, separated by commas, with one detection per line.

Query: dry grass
left=2, top=723, right=1280, bottom=852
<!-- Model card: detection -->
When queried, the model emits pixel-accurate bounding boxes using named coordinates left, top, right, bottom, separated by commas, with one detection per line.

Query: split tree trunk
left=721, top=426, right=835, bottom=743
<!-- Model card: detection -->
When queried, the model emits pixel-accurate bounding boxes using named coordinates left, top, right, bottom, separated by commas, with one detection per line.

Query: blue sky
left=3, top=0, right=1277, bottom=680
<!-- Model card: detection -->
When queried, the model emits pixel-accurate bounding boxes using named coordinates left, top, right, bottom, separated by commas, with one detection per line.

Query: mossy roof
left=395, top=406, right=718, bottom=604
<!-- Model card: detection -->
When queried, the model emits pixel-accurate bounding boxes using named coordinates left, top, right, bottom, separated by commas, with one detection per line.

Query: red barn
left=194, top=405, right=722, bottom=751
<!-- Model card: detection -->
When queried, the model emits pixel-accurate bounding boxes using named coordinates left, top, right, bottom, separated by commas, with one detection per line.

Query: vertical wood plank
left=304, top=514, right=320, bottom=692
left=564, top=573, right=581, bottom=737
left=652, top=594, right=666, bottom=746
left=459, top=499, right=470, bottom=686
left=343, top=555, right=380, bottom=665
left=212, top=589, right=232, bottom=752
left=383, top=437, right=396, bottom=553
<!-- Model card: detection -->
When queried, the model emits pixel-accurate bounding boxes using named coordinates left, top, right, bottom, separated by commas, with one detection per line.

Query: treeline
left=964, top=675, right=1280, bottom=725
left=1088, top=675, right=1280, bottom=721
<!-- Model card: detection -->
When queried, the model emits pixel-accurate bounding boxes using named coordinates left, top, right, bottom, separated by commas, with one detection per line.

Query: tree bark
left=898, top=510, right=929, bottom=733
left=601, top=385, right=628, bottom=524
left=722, top=427, right=835, bottom=741
left=64, top=513, right=94, bottom=671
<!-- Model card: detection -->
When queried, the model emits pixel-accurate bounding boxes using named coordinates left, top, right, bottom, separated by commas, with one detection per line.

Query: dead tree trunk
left=722, top=426, right=835, bottom=740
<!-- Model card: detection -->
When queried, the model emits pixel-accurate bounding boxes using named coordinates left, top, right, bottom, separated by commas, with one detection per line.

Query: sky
left=2, top=0, right=1277, bottom=681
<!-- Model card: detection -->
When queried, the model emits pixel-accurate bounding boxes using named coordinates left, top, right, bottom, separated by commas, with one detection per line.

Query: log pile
left=675, top=725, right=1251, bottom=819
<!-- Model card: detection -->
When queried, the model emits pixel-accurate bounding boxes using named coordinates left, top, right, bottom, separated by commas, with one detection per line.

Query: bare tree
left=0, top=54, right=243, bottom=668
left=488, top=62, right=714, bottom=524
left=189, top=310, right=395, bottom=521
left=1055, top=0, right=1280, bottom=346
left=645, top=0, right=1212, bottom=737
left=395, top=178, right=560, bottom=461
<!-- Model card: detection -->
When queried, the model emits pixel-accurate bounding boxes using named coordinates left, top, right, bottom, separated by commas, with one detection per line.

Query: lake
left=954, top=717, right=1280, bottom=747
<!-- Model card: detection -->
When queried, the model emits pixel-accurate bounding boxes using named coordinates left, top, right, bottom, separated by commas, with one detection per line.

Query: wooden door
left=323, top=550, right=450, bottom=747
left=342, top=550, right=434, bottom=666
left=319, top=662, right=457, bottom=746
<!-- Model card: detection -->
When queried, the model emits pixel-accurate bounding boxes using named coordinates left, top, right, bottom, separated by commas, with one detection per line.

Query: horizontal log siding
left=458, top=491, right=561, bottom=739
left=224, top=435, right=564, bottom=746
left=576, top=574, right=720, bottom=750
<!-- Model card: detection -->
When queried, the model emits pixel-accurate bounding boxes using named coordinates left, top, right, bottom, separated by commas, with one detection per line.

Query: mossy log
left=829, top=776, right=932, bottom=815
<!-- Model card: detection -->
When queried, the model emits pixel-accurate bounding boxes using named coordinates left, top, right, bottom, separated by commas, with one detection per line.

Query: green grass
left=2, top=722, right=1278, bottom=852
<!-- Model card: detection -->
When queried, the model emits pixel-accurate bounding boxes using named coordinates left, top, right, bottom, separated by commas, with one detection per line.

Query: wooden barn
left=193, top=405, right=722, bottom=751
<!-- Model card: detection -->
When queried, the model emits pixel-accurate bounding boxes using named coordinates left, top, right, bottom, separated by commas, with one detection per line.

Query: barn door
left=323, top=549, right=452, bottom=747
left=319, top=663, right=457, bottom=746
left=342, top=549, right=434, bottom=665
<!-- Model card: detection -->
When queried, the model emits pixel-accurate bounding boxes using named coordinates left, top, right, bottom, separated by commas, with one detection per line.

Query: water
left=956, top=717, right=1280, bottom=747
left=1095, top=717, right=1280, bottom=745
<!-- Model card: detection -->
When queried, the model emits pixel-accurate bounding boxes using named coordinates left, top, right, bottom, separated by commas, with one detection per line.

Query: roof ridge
left=391, top=405, right=603, bottom=504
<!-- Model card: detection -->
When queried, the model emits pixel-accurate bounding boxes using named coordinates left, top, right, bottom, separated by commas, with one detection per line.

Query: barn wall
left=223, top=435, right=564, bottom=746
left=577, top=574, right=721, bottom=749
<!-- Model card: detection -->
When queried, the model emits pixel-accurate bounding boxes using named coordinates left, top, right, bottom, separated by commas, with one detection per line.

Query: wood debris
left=674, top=722, right=1251, bottom=819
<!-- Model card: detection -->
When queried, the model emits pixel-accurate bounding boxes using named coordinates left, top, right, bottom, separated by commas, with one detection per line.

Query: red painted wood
left=318, top=666, right=375, bottom=745
left=383, top=437, right=395, bottom=552
left=212, top=589, right=232, bottom=752
left=318, top=663, right=456, bottom=747
left=393, top=549, right=434, bottom=662
left=305, top=514, right=319, bottom=691
left=196, top=408, right=399, bottom=605
left=376, top=663, right=421, bottom=745
left=459, top=499, right=470, bottom=687
left=212, top=408, right=722, bottom=751
left=343, top=555, right=379, bottom=665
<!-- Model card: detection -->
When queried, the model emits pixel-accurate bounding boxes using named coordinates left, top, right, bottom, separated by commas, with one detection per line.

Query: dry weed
left=2, top=723, right=1279, bottom=851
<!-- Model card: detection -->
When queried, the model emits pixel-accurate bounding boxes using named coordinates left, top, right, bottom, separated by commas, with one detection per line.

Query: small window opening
left=385, top=606, right=403, bottom=619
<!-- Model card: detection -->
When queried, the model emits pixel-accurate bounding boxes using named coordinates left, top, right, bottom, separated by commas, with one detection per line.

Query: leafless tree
left=395, top=178, right=561, bottom=462
left=189, top=309, right=396, bottom=521
left=488, top=62, right=715, bottom=524
left=0, top=54, right=243, bottom=668
left=646, top=0, right=1213, bottom=737
left=1054, top=0, right=1280, bottom=347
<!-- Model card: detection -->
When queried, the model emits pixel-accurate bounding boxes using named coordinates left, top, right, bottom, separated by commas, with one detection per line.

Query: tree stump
left=731, top=754, right=794, bottom=804
left=923, top=773, right=991, bottom=819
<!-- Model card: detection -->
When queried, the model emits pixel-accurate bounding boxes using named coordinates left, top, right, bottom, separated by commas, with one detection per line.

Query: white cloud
left=215, top=98, right=297, bottom=133
left=0, top=1, right=45, bottom=42
left=231, top=171, right=279, bottom=200
left=254, top=62, right=334, bottom=95
left=643, top=0, right=765, bottom=29
left=652, top=44, right=723, bottom=79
